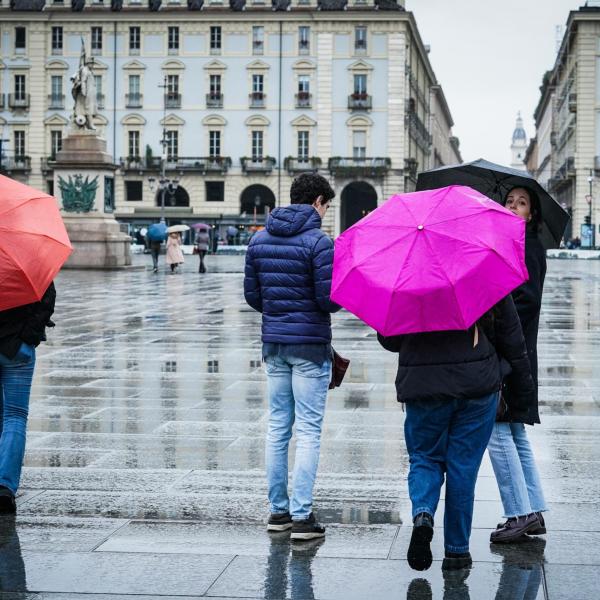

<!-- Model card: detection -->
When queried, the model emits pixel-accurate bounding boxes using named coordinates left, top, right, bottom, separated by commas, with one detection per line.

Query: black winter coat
left=500, top=231, right=546, bottom=425
left=0, top=283, right=56, bottom=359
left=378, top=295, right=534, bottom=409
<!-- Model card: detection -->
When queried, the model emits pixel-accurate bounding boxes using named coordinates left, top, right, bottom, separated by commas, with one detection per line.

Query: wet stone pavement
left=1, top=254, right=600, bottom=599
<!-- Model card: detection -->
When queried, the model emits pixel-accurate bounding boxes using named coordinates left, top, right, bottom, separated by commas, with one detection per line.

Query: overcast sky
left=407, top=0, right=584, bottom=164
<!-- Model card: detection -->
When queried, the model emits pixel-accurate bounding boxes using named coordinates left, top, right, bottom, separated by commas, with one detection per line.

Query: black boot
left=0, top=486, right=16, bottom=514
left=407, top=512, right=434, bottom=571
left=442, top=551, right=472, bottom=570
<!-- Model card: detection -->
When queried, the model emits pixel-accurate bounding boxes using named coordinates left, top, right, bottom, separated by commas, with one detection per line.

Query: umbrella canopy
left=416, top=158, right=569, bottom=249
left=331, top=185, right=528, bottom=336
left=166, top=224, right=190, bottom=234
left=191, top=222, right=210, bottom=231
left=147, top=222, right=167, bottom=242
left=0, top=175, right=72, bottom=311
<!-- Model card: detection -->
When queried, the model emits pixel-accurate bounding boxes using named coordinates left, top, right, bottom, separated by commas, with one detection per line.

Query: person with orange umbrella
left=0, top=175, right=71, bottom=513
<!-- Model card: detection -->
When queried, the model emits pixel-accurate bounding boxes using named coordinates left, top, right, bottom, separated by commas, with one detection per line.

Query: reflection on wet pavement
left=0, top=256, right=598, bottom=598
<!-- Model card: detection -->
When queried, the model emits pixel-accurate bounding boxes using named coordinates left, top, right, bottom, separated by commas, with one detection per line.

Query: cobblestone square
left=1, top=255, right=599, bottom=599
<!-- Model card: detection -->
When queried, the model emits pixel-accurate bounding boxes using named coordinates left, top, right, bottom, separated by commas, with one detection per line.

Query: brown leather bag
left=329, top=348, right=350, bottom=390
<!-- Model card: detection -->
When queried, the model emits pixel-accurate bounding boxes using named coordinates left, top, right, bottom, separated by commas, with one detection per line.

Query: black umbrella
left=416, top=158, right=570, bottom=249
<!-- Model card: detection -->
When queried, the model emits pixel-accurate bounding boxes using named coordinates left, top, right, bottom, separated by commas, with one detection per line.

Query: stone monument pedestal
left=54, top=130, right=131, bottom=269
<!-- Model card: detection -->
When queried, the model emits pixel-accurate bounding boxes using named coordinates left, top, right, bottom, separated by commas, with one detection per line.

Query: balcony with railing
left=299, top=39, right=310, bottom=54
left=249, top=92, right=266, bottom=108
left=165, top=93, right=181, bottom=109
left=126, top=93, right=143, bottom=108
left=328, top=157, right=390, bottom=178
left=120, top=155, right=231, bottom=174
left=0, top=156, right=31, bottom=173
left=241, top=156, right=276, bottom=174
left=285, top=156, right=321, bottom=174
left=252, top=40, right=264, bottom=54
left=348, top=93, right=372, bottom=111
left=295, top=91, right=312, bottom=108
left=8, top=94, right=30, bottom=110
left=206, top=93, right=223, bottom=108
left=48, top=94, right=65, bottom=109
left=406, top=111, right=432, bottom=153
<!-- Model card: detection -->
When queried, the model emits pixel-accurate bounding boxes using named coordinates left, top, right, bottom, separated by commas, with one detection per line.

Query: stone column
left=54, top=131, right=131, bottom=268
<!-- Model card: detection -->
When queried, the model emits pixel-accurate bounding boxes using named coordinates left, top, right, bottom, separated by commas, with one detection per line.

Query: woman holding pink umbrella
left=488, top=187, right=548, bottom=543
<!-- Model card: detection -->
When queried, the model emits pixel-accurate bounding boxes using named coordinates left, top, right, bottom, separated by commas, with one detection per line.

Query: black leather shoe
left=491, top=513, right=540, bottom=543
left=407, top=512, right=434, bottom=571
left=0, top=486, right=16, bottom=514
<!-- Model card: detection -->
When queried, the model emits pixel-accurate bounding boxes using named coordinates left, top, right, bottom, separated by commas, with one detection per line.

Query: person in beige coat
left=166, top=232, right=184, bottom=273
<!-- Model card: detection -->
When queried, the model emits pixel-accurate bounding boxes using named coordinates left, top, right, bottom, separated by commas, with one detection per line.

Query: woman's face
left=505, top=188, right=532, bottom=222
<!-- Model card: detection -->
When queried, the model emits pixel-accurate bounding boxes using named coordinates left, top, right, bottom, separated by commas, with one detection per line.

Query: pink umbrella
left=331, top=185, right=528, bottom=336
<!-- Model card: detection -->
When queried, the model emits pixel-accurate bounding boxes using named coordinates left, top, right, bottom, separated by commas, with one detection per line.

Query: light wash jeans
left=264, top=355, right=331, bottom=521
left=404, top=392, right=498, bottom=553
left=488, top=422, right=547, bottom=518
left=0, top=342, right=36, bottom=495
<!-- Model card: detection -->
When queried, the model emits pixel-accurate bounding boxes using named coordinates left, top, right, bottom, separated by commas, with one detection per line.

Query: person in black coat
left=0, top=283, right=56, bottom=513
left=378, top=295, right=534, bottom=572
left=488, top=186, right=548, bottom=544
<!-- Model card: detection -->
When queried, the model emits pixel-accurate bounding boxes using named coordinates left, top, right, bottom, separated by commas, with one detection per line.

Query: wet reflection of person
left=264, top=533, right=323, bottom=600
left=0, top=517, right=27, bottom=593
left=289, top=538, right=323, bottom=599
left=264, top=532, right=289, bottom=600
left=491, top=537, right=545, bottom=600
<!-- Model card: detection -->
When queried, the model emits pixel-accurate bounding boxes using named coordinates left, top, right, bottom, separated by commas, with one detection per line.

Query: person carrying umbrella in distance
left=193, top=223, right=210, bottom=274
left=416, top=161, right=563, bottom=543
left=165, top=224, right=188, bottom=274
left=147, top=219, right=167, bottom=273
left=331, top=185, right=534, bottom=571
left=0, top=175, right=71, bottom=513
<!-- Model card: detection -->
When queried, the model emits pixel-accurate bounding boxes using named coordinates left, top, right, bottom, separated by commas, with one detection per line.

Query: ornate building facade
left=510, top=112, right=527, bottom=171
left=527, top=2, right=600, bottom=242
left=0, top=0, right=461, bottom=237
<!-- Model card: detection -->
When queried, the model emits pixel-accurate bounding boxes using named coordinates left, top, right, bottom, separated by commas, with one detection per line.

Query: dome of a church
left=512, top=112, right=527, bottom=142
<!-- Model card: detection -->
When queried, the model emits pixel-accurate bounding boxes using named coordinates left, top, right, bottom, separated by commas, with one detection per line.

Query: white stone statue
left=71, top=41, right=97, bottom=131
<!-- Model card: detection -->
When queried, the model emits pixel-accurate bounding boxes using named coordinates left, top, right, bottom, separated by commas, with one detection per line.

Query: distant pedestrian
left=378, top=296, right=534, bottom=571
left=148, top=239, right=162, bottom=273
left=488, top=187, right=548, bottom=543
left=166, top=232, right=184, bottom=273
left=244, top=173, right=340, bottom=541
left=195, top=227, right=210, bottom=274
left=212, top=229, right=220, bottom=254
left=0, top=283, right=56, bottom=513
left=227, top=226, right=237, bottom=246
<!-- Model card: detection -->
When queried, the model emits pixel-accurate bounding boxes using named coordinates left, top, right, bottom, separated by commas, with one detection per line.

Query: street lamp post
left=588, top=170, right=595, bottom=249
left=147, top=76, right=179, bottom=221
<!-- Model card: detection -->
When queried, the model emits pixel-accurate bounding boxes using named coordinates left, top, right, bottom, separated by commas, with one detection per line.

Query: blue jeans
left=265, top=355, right=331, bottom=520
left=0, top=343, right=36, bottom=495
left=488, top=422, right=547, bottom=518
left=404, top=392, right=498, bottom=553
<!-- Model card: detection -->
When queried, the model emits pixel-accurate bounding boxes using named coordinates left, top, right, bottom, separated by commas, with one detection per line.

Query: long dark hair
left=504, top=186, right=543, bottom=234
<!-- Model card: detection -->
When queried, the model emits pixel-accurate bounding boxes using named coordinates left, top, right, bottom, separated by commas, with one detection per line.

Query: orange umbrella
left=0, top=175, right=72, bottom=311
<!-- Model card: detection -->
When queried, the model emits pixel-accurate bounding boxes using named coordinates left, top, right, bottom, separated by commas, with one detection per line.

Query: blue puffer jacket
left=244, top=204, right=341, bottom=344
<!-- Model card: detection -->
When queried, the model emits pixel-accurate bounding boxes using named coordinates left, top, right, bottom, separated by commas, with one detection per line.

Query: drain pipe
left=113, top=20, right=117, bottom=161
left=277, top=19, right=283, bottom=207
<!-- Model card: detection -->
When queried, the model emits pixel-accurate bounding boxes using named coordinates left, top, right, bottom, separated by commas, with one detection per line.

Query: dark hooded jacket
left=244, top=204, right=340, bottom=345
left=499, top=230, right=546, bottom=424
left=0, top=283, right=56, bottom=359
left=378, top=295, right=534, bottom=410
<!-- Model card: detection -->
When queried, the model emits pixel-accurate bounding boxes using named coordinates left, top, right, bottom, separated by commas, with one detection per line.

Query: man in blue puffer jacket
left=244, top=173, right=340, bottom=541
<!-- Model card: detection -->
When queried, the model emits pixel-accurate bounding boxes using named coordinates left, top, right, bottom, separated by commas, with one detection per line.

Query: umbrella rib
left=0, top=195, right=53, bottom=219
left=382, top=231, right=421, bottom=334
left=0, top=244, right=40, bottom=300
left=420, top=231, right=466, bottom=330
left=0, top=227, right=71, bottom=247
left=425, top=205, right=509, bottom=229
